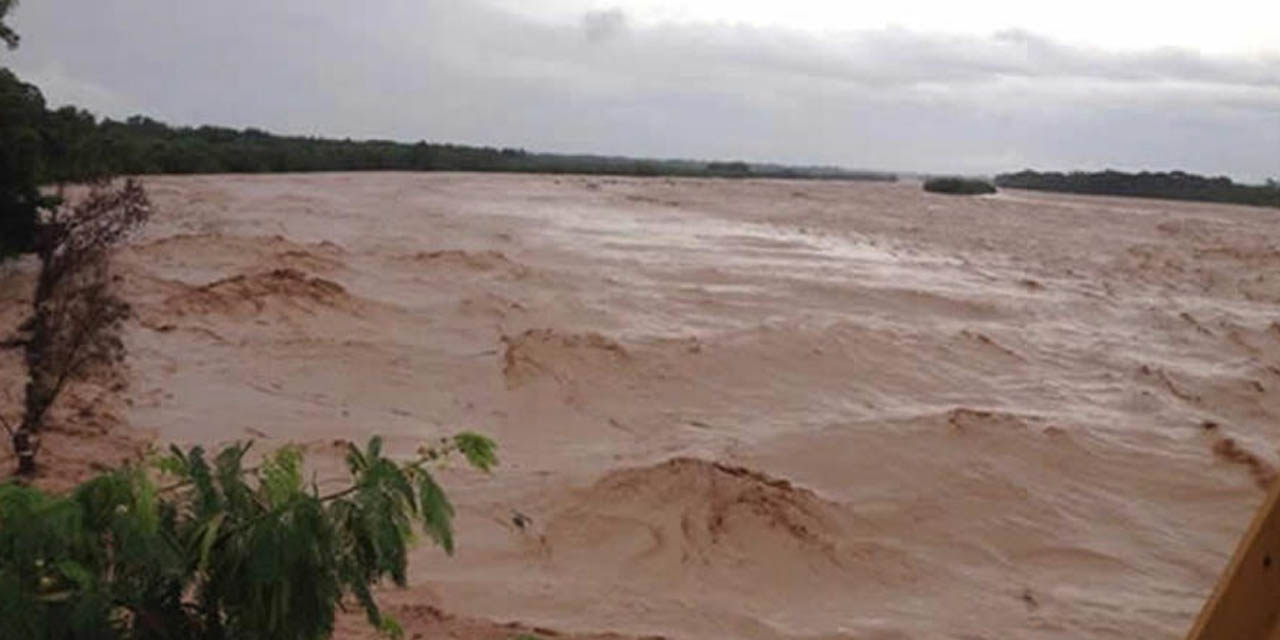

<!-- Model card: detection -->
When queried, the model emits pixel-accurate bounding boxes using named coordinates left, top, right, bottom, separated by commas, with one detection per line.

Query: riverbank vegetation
left=923, top=177, right=997, bottom=195
left=0, top=434, right=496, bottom=640
left=995, top=170, right=1280, bottom=208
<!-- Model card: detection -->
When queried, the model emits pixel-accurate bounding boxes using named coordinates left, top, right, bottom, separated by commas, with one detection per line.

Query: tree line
left=0, top=71, right=892, bottom=194
left=922, top=176, right=996, bottom=195
left=995, top=170, right=1280, bottom=208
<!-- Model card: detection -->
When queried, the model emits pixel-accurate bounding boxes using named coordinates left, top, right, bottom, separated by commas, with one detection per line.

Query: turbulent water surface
left=6, top=172, right=1279, bottom=639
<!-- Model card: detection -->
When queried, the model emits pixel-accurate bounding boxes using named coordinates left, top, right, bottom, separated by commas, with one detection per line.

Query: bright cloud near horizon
left=4, top=0, right=1278, bottom=180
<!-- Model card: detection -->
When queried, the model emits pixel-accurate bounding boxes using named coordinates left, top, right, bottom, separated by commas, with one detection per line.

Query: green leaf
left=131, top=469, right=159, bottom=532
left=415, top=470, right=455, bottom=554
left=55, top=560, right=92, bottom=590
left=185, top=446, right=221, bottom=517
left=453, top=432, right=497, bottom=472
left=345, top=440, right=368, bottom=474
left=198, top=511, right=226, bottom=574
left=155, top=444, right=189, bottom=477
left=0, top=434, right=495, bottom=640
left=259, top=444, right=303, bottom=506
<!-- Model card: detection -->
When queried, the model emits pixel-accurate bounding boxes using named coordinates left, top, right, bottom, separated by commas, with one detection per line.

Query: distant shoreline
left=996, top=170, right=1280, bottom=209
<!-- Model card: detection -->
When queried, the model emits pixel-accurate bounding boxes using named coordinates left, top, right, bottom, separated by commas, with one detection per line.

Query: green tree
left=0, top=67, right=47, bottom=259
left=923, top=176, right=997, bottom=195
left=0, top=0, right=46, bottom=259
left=0, top=434, right=497, bottom=639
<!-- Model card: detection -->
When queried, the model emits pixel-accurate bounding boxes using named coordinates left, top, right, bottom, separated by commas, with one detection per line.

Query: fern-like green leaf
left=414, top=470, right=455, bottom=554
left=453, top=432, right=498, bottom=472
left=197, top=512, right=225, bottom=575
left=0, top=433, right=493, bottom=640
left=345, top=440, right=369, bottom=475
left=259, top=444, right=303, bottom=507
left=131, top=469, right=160, bottom=533
left=155, top=444, right=189, bottom=478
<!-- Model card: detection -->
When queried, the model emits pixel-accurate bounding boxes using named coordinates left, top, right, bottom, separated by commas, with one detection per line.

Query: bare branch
left=11, top=177, right=150, bottom=474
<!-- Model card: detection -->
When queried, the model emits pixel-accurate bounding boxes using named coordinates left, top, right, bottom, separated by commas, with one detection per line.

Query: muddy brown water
left=6, top=172, right=1279, bottom=639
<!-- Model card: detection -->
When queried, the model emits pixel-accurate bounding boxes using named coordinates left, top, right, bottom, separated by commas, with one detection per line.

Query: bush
left=0, top=433, right=496, bottom=640
left=923, top=177, right=997, bottom=195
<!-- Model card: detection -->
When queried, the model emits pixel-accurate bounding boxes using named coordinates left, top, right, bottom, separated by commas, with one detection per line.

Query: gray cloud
left=582, top=9, right=626, bottom=43
left=4, top=0, right=1277, bottom=180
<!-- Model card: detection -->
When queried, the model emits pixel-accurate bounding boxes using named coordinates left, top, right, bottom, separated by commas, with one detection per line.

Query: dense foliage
left=41, top=113, right=897, bottom=181
left=0, top=434, right=497, bottom=640
left=0, top=67, right=49, bottom=257
left=922, top=176, right=997, bottom=195
left=0, top=1, right=38, bottom=257
left=995, top=170, right=1280, bottom=208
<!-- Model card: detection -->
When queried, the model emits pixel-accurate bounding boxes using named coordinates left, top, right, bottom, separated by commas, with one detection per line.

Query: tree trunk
left=12, top=427, right=35, bottom=475
left=13, top=243, right=55, bottom=476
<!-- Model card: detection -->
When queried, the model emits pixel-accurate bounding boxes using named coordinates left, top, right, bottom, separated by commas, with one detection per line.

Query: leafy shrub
left=923, top=177, right=997, bottom=195
left=0, top=433, right=496, bottom=640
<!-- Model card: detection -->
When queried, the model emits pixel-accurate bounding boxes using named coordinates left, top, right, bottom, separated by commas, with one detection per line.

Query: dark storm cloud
left=4, top=0, right=1277, bottom=179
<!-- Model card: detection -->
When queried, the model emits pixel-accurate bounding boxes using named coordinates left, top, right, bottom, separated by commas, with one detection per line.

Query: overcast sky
left=4, top=0, right=1278, bottom=180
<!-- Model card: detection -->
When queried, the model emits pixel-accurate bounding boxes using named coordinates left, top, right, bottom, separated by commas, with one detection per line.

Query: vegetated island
left=995, top=170, right=1280, bottom=208
left=1, top=71, right=893, bottom=183
left=923, top=176, right=997, bottom=195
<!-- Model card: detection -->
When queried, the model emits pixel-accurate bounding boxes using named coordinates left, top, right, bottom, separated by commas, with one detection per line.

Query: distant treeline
left=85, top=120, right=898, bottom=181
left=1, top=71, right=893, bottom=184
left=922, top=176, right=996, bottom=195
left=995, top=170, right=1280, bottom=208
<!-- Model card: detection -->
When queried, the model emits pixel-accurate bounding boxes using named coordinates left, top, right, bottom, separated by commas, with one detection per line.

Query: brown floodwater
left=7, top=172, right=1279, bottom=639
